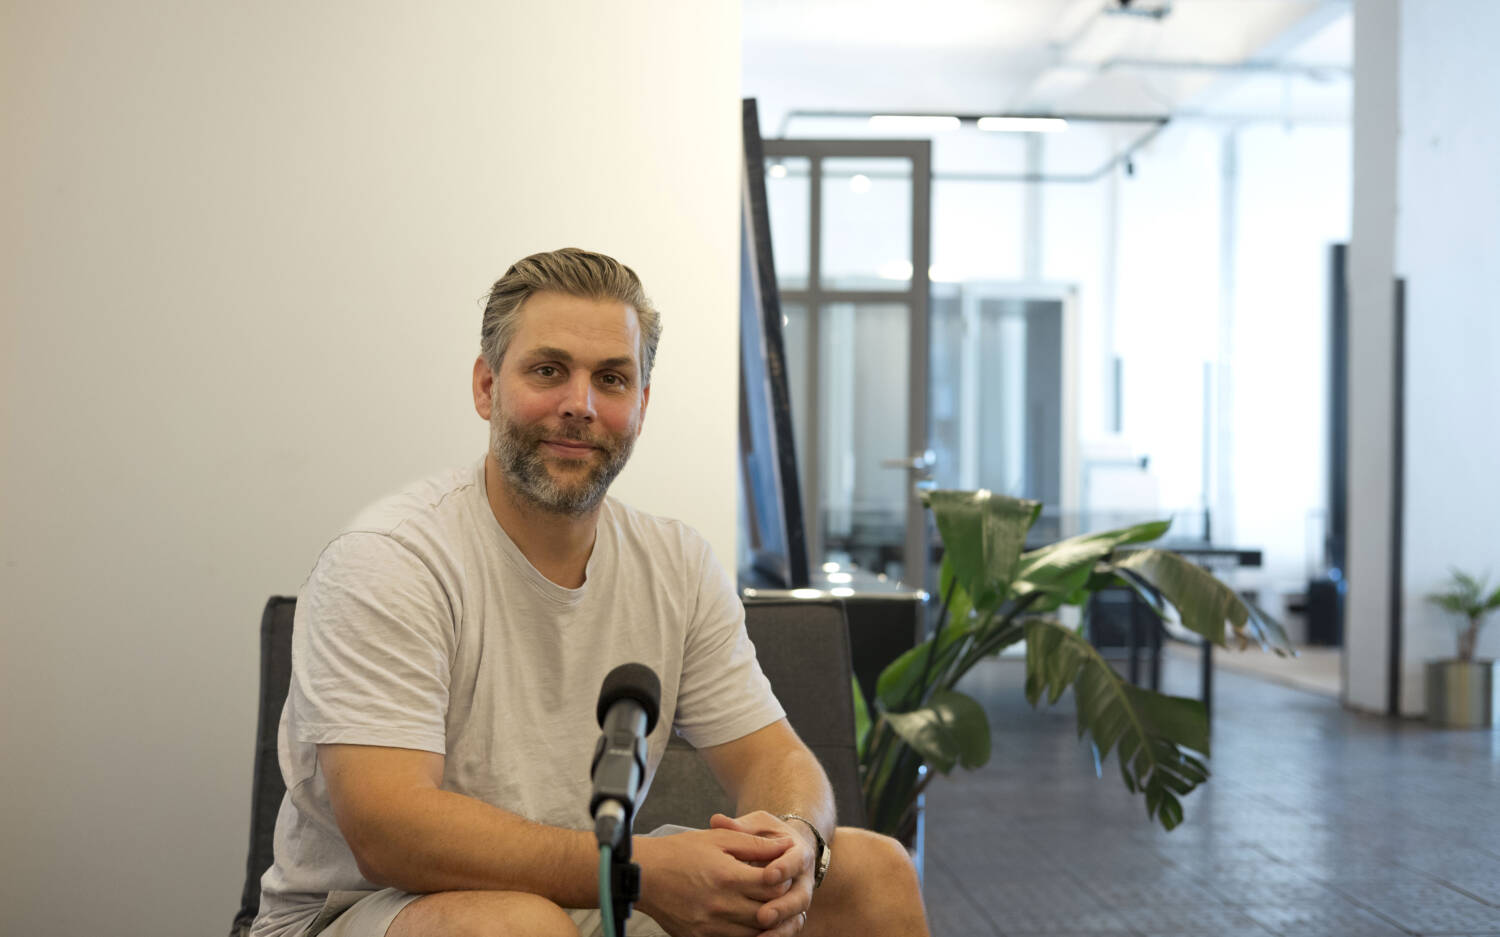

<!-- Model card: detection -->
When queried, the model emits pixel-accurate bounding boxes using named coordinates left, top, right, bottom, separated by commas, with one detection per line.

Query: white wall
left=0, top=3, right=741, bottom=935
left=1230, top=123, right=1351, bottom=598
left=1394, top=0, right=1500, bottom=710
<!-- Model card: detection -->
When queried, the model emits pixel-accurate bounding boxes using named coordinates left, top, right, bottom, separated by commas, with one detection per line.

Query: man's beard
left=489, top=411, right=635, bottom=516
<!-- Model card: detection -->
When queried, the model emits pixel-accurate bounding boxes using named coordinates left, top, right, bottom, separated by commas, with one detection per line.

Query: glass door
left=763, top=140, right=933, bottom=589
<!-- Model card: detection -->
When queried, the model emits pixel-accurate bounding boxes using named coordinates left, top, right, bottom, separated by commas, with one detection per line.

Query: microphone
left=589, top=663, right=660, bottom=851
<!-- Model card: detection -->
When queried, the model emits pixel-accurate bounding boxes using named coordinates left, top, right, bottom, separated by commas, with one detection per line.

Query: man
left=251, top=248, right=929, bottom=937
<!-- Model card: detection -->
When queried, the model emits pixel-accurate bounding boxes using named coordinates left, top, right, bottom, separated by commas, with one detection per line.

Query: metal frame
left=762, top=138, right=933, bottom=589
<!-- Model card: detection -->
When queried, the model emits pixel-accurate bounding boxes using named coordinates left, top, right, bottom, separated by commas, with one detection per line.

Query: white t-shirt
left=250, top=460, right=785, bottom=937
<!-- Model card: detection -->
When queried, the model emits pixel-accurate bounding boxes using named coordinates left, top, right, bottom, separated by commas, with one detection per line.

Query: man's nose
left=559, top=375, right=596, bottom=422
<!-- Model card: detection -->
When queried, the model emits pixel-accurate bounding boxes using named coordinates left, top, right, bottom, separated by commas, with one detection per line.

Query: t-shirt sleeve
left=672, top=536, right=786, bottom=749
left=289, top=530, right=455, bottom=755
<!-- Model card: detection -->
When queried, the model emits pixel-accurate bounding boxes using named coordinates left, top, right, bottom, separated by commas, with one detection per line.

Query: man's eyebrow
left=522, top=346, right=637, bottom=372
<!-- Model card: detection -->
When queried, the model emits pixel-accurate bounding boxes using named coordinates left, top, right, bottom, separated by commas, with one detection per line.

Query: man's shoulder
left=343, top=462, right=481, bottom=540
left=600, top=496, right=711, bottom=561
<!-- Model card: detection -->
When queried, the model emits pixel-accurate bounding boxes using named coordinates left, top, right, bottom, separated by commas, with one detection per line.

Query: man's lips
left=540, top=438, right=599, bottom=457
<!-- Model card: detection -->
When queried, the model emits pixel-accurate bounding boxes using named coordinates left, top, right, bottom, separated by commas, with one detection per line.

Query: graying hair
left=480, top=247, right=663, bottom=385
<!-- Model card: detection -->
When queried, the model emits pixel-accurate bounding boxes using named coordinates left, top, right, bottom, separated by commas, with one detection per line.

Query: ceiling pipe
left=775, top=108, right=1167, bottom=138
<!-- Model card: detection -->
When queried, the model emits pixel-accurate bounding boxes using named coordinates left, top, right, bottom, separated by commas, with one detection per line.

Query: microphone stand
left=595, top=800, right=641, bottom=937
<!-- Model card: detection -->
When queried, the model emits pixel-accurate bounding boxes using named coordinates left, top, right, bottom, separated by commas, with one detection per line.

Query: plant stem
left=909, top=575, right=959, bottom=710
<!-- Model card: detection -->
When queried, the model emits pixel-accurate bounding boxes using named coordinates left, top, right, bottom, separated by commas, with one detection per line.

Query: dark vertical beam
left=1387, top=278, right=1405, bottom=716
left=1327, top=244, right=1349, bottom=577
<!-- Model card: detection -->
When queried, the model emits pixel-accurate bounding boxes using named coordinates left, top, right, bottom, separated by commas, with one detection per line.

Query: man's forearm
left=328, top=767, right=600, bottom=905
left=728, top=745, right=836, bottom=842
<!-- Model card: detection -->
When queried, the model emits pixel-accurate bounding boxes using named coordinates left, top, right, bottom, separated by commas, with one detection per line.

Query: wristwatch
left=778, top=814, right=831, bottom=888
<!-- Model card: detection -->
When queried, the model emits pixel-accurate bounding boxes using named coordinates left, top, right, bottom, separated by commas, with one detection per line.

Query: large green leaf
left=925, top=489, right=1041, bottom=609
left=937, top=554, right=976, bottom=633
left=1023, top=618, right=1210, bottom=831
left=851, top=675, right=872, bottom=759
left=875, top=556, right=985, bottom=712
left=875, top=636, right=941, bottom=712
left=882, top=689, right=992, bottom=774
left=1112, top=549, right=1295, bottom=656
left=1012, top=520, right=1173, bottom=612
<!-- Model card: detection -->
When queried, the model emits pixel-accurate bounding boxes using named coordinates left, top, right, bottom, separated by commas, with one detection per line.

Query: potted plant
left=853, top=490, right=1295, bottom=843
left=1424, top=568, right=1499, bottom=728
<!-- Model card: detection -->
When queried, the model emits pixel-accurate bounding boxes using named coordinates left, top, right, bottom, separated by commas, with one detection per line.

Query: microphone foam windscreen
left=596, top=662, right=661, bottom=733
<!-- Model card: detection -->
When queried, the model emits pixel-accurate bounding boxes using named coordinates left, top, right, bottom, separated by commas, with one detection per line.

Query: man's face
left=479, top=291, right=650, bottom=515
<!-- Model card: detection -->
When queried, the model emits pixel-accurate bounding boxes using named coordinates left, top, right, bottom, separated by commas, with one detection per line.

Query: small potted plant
left=1424, top=569, right=1500, bottom=728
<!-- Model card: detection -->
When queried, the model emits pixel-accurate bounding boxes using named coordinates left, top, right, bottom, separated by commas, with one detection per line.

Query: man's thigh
left=313, top=888, right=418, bottom=937
left=314, top=887, right=670, bottom=937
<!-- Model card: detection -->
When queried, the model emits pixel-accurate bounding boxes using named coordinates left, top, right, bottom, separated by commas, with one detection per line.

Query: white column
left=1345, top=0, right=1401, bottom=713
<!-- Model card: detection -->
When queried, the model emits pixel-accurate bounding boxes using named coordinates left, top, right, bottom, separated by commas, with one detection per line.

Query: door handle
left=881, top=449, right=936, bottom=472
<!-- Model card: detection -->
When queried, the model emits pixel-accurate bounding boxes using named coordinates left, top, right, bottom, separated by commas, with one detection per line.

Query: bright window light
left=827, top=572, right=853, bottom=584
left=977, top=116, right=1068, bottom=133
left=877, top=260, right=914, bottom=281
left=869, top=115, right=961, bottom=133
left=830, top=587, right=855, bottom=597
left=768, top=162, right=788, bottom=179
left=849, top=173, right=872, bottom=193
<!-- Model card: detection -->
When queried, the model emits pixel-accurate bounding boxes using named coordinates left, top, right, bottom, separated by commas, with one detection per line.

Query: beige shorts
left=307, top=887, right=669, bottom=937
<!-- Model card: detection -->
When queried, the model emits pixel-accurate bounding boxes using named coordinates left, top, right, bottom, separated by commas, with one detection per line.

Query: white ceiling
left=743, top=0, right=1352, bottom=136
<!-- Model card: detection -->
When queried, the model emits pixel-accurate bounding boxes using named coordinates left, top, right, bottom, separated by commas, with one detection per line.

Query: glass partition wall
left=764, top=140, right=932, bottom=589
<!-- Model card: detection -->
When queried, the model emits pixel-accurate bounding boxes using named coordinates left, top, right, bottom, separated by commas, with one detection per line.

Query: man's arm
left=319, top=744, right=602, bottom=902
left=700, top=719, right=835, bottom=843
left=323, top=743, right=792, bottom=933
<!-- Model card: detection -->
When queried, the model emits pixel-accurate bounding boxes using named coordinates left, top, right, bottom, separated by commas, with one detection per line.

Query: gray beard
left=488, top=413, right=635, bottom=516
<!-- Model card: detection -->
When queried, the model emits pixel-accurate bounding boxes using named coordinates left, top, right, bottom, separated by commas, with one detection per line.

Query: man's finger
left=710, top=812, right=748, bottom=832
left=755, top=891, right=811, bottom=931
left=757, top=907, right=808, bottom=937
left=756, top=893, right=816, bottom=929
left=761, top=844, right=810, bottom=885
left=720, top=830, right=794, bottom=864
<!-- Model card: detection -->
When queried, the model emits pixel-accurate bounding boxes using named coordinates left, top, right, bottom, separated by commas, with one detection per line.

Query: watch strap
left=778, top=813, right=830, bottom=888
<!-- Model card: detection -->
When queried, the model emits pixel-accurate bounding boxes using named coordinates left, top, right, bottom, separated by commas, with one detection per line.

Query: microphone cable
left=598, top=843, right=615, bottom=937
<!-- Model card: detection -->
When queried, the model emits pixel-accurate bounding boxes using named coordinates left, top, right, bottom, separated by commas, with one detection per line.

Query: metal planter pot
left=1425, top=659, right=1495, bottom=728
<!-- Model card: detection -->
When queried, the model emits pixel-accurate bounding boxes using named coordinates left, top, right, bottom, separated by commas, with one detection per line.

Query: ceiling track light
left=1108, top=0, right=1173, bottom=20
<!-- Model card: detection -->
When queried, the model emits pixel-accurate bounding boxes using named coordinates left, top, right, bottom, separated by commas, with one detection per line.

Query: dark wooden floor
left=919, top=654, right=1500, bottom=937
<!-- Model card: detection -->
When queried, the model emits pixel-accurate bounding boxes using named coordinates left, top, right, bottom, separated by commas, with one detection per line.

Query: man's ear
left=473, top=356, right=496, bottom=421
left=636, top=383, right=650, bottom=435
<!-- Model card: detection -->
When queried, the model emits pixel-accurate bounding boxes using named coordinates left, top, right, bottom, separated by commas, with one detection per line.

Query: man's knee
left=805, top=828, right=928, bottom=936
left=827, top=827, right=921, bottom=895
left=387, top=890, right=579, bottom=937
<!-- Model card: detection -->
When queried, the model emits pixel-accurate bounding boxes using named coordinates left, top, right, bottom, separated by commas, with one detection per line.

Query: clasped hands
left=634, top=810, right=816, bottom=937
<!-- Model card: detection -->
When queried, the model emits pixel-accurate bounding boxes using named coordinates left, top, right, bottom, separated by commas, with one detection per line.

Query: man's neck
left=482, top=454, right=600, bottom=589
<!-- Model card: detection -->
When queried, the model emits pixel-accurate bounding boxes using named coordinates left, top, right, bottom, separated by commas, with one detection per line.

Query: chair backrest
left=232, top=594, right=864, bottom=935
left=635, top=597, right=866, bottom=831
left=231, top=596, right=296, bottom=937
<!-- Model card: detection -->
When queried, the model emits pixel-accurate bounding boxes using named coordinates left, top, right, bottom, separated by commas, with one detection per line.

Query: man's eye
left=600, top=373, right=625, bottom=387
left=535, top=366, right=559, bottom=378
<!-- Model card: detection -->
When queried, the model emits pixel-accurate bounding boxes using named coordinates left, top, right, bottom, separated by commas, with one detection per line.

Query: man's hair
left=480, top=247, right=663, bottom=385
